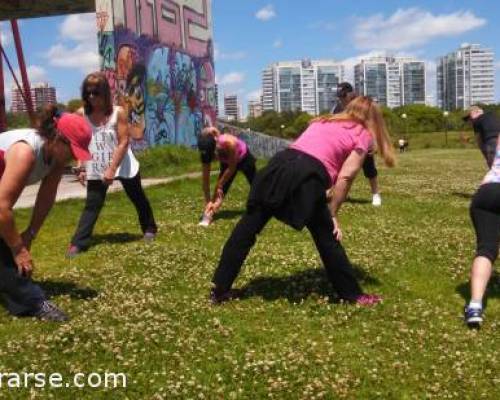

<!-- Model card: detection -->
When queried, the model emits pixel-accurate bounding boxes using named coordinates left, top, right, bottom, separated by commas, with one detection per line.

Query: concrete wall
left=96, top=0, right=216, bottom=149
left=218, top=123, right=291, bottom=159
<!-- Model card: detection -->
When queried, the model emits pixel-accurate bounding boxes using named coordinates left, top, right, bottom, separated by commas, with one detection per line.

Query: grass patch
left=0, top=148, right=498, bottom=399
left=135, top=144, right=200, bottom=178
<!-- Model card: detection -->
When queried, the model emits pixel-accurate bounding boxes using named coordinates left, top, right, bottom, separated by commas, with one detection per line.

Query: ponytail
left=36, top=104, right=62, bottom=141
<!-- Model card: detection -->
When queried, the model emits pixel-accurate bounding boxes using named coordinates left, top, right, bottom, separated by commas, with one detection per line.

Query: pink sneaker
left=354, top=294, right=382, bottom=306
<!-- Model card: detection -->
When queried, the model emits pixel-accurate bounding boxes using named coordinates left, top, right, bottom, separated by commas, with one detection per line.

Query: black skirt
left=247, top=149, right=330, bottom=230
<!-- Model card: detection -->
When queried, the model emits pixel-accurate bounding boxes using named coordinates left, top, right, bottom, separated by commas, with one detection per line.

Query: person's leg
left=0, top=239, right=46, bottom=316
left=70, top=180, right=109, bottom=250
left=120, top=173, right=157, bottom=234
left=212, top=207, right=272, bottom=296
left=363, top=155, right=381, bottom=206
left=468, top=184, right=500, bottom=308
left=239, top=153, right=257, bottom=186
left=305, top=204, right=365, bottom=301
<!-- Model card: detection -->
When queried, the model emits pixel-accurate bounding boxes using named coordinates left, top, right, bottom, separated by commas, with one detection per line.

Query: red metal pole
left=0, top=35, right=7, bottom=132
left=11, top=19, right=35, bottom=125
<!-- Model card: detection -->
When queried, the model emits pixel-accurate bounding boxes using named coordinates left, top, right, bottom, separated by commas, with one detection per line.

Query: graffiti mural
left=95, top=0, right=216, bottom=148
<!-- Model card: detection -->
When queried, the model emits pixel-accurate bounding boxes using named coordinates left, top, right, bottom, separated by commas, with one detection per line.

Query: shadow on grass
left=213, top=209, right=245, bottom=221
left=239, top=265, right=380, bottom=304
left=455, top=271, right=500, bottom=309
left=345, top=197, right=371, bottom=205
left=90, top=232, right=143, bottom=247
left=39, top=280, right=98, bottom=300
left=451, top=191, right=473, bottom=200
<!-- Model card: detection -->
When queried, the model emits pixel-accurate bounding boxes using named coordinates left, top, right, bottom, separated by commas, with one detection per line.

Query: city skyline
left=0, top=1, right=499, bottom=116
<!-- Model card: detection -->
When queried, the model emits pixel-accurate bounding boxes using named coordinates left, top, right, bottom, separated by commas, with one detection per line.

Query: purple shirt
left=290, top=120, right=373, bottom=185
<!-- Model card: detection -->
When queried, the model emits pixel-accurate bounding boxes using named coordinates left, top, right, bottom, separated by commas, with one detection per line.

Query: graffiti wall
left=95, top=0, right=216, bottom=148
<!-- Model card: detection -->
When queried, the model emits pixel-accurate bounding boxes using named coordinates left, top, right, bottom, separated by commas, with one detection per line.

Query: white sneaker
left=198, top=213, right=212, bottom=227
left=372, top=193, right=382, bottom=207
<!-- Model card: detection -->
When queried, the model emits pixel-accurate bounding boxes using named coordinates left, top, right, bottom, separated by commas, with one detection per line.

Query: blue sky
left=1, top=0, right=499, bottom=114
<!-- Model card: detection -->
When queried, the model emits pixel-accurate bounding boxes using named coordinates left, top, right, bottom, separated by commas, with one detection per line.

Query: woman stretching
left=67, top=72, right=157, bottom=257
left=464, top=134, right=500, bottom=327
left=0, top=106, right=92, bottom=321
left=210, top=96, right=395, bottom=305
left=197, top=126, right=256, bottom=226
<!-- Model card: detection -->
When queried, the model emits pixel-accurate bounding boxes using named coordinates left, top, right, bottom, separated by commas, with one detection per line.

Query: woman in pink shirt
left=210, top=96, right=395, bottom=305
left=197, top=127, right=256, bottom=226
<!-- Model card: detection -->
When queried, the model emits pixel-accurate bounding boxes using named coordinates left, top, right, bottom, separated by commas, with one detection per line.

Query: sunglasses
left=85, top=88, right=102, bottom=97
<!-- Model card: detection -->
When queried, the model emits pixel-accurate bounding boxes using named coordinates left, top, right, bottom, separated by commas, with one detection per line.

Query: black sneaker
left=464, top=306, right=483, bottom=327
left=209, top=288, right=243, bottom=305
left=32, top=301, right=69, bottom=322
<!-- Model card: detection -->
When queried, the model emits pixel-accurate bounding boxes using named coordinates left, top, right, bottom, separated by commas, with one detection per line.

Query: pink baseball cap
left=55, top=113, right=92, bottom=161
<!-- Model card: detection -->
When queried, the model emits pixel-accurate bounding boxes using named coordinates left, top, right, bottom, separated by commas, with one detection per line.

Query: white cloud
left=0, top=23, right=12, bottom=47
left=44, top=13, right=99, bottom=73
left=495, top=61, right=500, bottom=70
left=273, top=39, right=283, bottom=48
left=218, top=72, right=245, bottom=86
left=247, top=89, right=262, bottom=101
left=214, top=46, right=247, bottom=61
left=46, top=43, right=100, bottom=73
left=256, top=5, right=276, bottom=21
left=353, top=8, right=486, bottom=50
left=59, top=13, right=97, bottom=43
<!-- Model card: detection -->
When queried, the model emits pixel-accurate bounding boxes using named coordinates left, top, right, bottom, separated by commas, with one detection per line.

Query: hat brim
left=69, top=144, right=92, bottom=161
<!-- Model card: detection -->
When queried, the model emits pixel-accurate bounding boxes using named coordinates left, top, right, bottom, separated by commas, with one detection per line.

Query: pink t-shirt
left=216, top=134, right=248, bottom=163
left=290, top=120, right=373, bottom=184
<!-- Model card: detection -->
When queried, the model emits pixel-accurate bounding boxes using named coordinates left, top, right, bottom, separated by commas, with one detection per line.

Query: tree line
left=236, top=103, right=500, bottom=139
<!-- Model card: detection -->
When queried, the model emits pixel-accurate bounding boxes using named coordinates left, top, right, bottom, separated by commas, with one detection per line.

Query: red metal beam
left=11, top=19, right=35, bottom=125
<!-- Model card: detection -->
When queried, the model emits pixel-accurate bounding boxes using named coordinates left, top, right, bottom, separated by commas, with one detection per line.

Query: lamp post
left=401, top=113, right=408, bottom=136
left=443, top=111, right=449, bottom=147
left=279, top=124, right=285, bottom=136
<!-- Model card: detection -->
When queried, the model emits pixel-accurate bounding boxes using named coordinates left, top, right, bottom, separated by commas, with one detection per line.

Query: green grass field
left=0, top=148, right=498, bottom=399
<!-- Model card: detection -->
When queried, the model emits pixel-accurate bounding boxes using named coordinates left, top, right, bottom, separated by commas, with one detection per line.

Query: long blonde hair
left=312, top=96, right=395, bottom=167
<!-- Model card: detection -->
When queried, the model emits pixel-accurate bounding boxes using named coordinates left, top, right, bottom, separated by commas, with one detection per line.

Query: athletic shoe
left=31, top=301, right=69, bottom=322
left=198, top=213, right=212, bottom=227
left=372, top=193, right=382, bottom=207
left=464, top=306, right=483, bottom=327
left=144, top=231, right=156, bottom=242
left=66, top=244, right=81, bottom=259
left=353, top=293, right=383, bottom=306
left=209, top=288, right=242, bottom=305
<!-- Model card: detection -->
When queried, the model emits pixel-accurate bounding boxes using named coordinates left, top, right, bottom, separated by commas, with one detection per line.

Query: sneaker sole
left=466, top=316, right=483, bottom=324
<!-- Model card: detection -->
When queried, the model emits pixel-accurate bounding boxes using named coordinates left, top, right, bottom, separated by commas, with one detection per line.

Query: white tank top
left=85, top=106, right=139, bottom=180
left=0, top=128, right=53, bottom=185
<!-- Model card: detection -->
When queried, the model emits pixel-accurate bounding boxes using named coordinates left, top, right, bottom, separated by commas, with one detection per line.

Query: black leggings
left=470, top=183, right=500, bottom=262
left=220, top=152, right=257, bottom=195
left=212, top=203, right=363, bottom=300
left=71, top=173, right=157, bottom=249
left=362, top=154, right=378, bottom=179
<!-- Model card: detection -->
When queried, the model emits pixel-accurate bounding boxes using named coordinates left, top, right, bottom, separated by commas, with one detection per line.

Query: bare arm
left=0, top=142, right=36, bottom=276
left=103, top=107, right=129, bottom=184
left=23, top=163, right=65, bottom=248
left=328, top=150, right=366, bottom=218
left=213, top=139, right=238, bottom=202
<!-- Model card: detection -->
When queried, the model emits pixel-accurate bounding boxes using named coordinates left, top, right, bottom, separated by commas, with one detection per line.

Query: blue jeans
left=0, top=239, right=45, bottom=315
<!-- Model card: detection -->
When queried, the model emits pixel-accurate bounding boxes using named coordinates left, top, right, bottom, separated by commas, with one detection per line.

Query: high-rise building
left=248, top=99, right=263, bottom=119
left=437, top=44, right=495, bottom=110
left=261, top=59, right=344, bottom=115
left=355, top=56, right=426, bottom=108
left=11, top=83, right=57, bottom=113
left=223, top=94, right=239, bottom=121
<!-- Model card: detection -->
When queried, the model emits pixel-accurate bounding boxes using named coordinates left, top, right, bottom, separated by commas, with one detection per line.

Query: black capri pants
left=470, top=182, right=500, bottom=262
left=362, top=154, right=378, bottom=179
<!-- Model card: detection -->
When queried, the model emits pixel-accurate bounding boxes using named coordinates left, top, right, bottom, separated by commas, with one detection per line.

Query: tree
left=66, top=98, right=84, bottom=112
